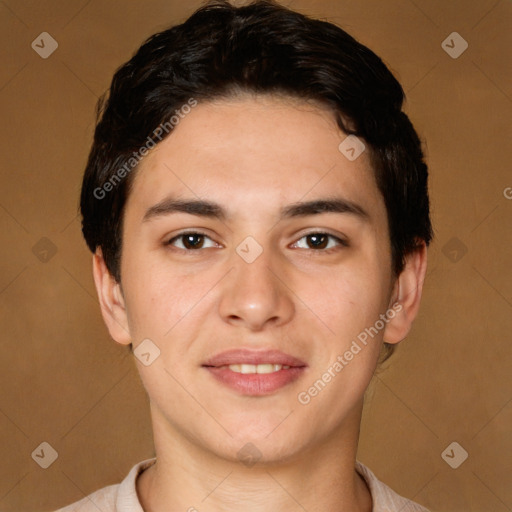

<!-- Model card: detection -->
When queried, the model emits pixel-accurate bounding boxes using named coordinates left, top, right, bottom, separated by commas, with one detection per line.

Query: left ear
left=382, top=241, right=428, bottom=344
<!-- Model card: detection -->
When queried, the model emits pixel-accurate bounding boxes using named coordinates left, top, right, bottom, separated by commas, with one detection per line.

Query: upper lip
left=203, top=349, right=307, bottom=368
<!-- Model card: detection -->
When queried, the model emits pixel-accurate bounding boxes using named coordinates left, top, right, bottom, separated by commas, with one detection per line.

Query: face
left=98, top=94, right=415, bottom=464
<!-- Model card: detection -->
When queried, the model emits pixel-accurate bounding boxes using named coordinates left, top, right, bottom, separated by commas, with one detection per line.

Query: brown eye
left=293, top=232, right=348, bottom=251
left=181, top=234, right=205, bottom=249
left=167, top=232, right=216, bottom=250
left=306, top=233, right=329, bottom=249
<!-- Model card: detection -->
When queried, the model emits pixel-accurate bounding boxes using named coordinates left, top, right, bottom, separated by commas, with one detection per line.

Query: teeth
left=226, top=363, right=291, bottom=374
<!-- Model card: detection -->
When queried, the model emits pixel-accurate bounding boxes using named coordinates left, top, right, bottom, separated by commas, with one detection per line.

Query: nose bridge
left=218, top=238, right=294, bottom=330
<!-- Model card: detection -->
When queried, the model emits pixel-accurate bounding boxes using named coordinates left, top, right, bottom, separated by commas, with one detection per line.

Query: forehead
left=124, top=94, right=384, bottom=222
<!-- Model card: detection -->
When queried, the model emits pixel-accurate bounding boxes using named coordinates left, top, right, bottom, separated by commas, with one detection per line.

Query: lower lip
left=204, top=366, right=306, bottom=395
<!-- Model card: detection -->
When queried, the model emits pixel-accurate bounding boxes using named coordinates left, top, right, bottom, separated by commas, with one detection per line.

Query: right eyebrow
left=142, top=198, right=226, bottom=223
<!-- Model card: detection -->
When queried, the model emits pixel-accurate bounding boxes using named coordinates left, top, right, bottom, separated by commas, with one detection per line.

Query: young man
left=58, top=0, right=432, bottom=510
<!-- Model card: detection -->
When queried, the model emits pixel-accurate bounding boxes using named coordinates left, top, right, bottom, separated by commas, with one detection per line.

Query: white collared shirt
left=56, top=457, right=430, bottom=512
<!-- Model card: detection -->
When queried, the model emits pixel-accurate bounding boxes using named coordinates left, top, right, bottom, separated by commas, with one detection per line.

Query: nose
left=218, top=244, right=295, bottom=332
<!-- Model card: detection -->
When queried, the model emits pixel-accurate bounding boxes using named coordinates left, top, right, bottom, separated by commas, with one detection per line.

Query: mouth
left=202, top=349, right=307, bottom=396
left=219, top=363, right=292, bottom=374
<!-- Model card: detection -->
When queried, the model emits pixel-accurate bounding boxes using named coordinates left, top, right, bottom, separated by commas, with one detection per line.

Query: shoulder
left=54, top=484, right=117, bottom=512
left=355, top=460, right=430, bottom=512
left=54, top=458, right=157, bottom=512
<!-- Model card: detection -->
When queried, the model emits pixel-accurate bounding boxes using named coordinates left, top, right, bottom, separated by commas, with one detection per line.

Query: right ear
left=92, top=248, right=131, bottom=345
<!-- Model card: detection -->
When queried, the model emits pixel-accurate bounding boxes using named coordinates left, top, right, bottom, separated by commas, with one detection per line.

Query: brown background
left=0, top=0, right=511, bottom=511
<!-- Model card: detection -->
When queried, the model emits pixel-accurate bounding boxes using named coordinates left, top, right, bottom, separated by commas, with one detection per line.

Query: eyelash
left=165, top=230, right=349, bottom=254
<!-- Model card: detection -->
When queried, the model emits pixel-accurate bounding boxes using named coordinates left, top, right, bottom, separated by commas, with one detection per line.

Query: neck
left=137, top=402, right=372, bottom=512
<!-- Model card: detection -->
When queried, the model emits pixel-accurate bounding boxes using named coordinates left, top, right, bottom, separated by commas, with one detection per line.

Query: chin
left=213, top=435, right=307, bottom=468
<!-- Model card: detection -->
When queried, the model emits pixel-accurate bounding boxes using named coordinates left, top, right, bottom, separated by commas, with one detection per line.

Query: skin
left=93, top=93, right=427, bottom=512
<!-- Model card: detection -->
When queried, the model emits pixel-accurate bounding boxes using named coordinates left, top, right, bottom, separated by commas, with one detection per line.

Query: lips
left=202, top=349, right=307, bottom=396
left=203, top=348, right=307, bottom=368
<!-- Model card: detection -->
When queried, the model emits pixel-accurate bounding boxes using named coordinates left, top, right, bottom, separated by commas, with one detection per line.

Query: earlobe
left=383, top=242, right=428, bottom=345
left=92, top=249, right=132, bottom=345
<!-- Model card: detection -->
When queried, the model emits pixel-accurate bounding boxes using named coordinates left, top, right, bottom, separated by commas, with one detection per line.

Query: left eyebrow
left=142, top=196, right=369, bottom=223
left=280, top=198, right=369, bottom=221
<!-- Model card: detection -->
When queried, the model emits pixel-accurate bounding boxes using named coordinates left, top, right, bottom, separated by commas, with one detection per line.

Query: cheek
left=122, top=253, right=226, bottom=348
left=305, top=260, right=389, bottom=336
left=122, top=257, right=190, bottom=339
left=297, top=268, right=387, bottom=410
